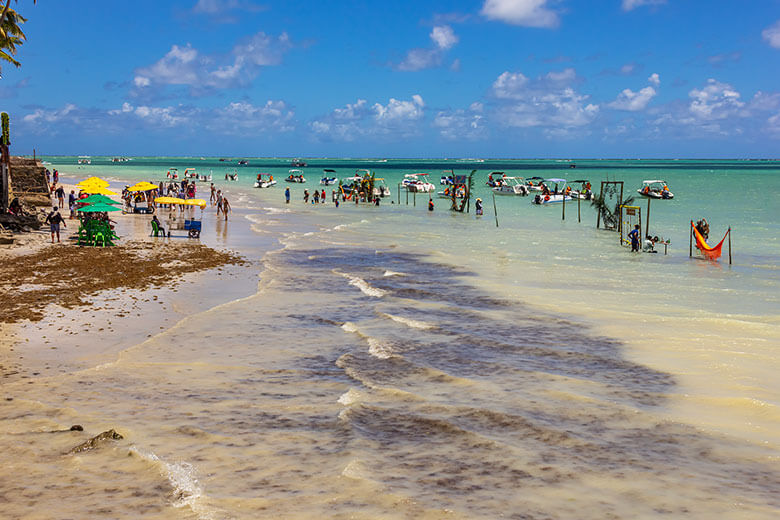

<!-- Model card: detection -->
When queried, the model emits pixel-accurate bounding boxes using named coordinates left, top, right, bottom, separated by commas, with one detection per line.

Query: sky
left=2, top=0, right=780, bottom=158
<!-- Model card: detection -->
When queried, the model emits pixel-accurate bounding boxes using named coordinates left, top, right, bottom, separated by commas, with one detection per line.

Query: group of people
left=209, top=184, right=231, bottom=219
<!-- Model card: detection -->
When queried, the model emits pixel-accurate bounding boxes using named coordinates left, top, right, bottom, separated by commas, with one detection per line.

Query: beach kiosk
left=154, top=197, right=206, bottom=238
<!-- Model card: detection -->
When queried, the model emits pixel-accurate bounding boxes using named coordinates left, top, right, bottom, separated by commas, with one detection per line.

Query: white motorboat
left=254, top=173, right=277, bottom=188
left=166, top=168, right=179, bottom=179
left=320, top=169, right=338, bottom=186
left=531, top=178, right=576, bottom=205
left=184, top=168, right=198, bottom=178
left=285, top=169, right=306, bottom=183
left=637, top=180, right=674, bottom=199
left=402, top=173, right=435, bottom=193
left=491, top=176, right=529, bottom=196
left=525, top=176, right=546, bottom=191
left=77, top=156, right=91, bottom=165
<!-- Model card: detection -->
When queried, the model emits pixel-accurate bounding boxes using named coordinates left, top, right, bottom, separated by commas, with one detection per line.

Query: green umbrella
left=77, top=194, right=122, bottom=205
left=77, top=203, right=121, bottom=212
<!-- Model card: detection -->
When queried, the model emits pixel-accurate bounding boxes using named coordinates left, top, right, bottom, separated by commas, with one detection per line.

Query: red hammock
left=691, top=221, right=730, bottom=261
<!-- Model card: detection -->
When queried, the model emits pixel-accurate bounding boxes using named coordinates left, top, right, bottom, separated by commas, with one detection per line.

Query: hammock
left=691, top=221, right=730, bottom=260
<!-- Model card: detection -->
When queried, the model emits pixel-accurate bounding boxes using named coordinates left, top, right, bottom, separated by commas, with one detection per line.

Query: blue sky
left=3, top=0, right=780, bottom=157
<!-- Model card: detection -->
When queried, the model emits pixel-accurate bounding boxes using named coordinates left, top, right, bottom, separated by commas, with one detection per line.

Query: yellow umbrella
left=184, top=198, right=207, bottom=208
left=77, top=176, right=109, bottom=188
left=154, top=197, right=207, bottom=209
left=81, top=186, right=118, bottom=196
left=127, top=181, right=159, bottom=192
left=154, top=196, right=184, bottom=205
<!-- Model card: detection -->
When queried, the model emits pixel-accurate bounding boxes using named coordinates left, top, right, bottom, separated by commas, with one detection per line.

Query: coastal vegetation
left=0, top=0, right=35, bottom=76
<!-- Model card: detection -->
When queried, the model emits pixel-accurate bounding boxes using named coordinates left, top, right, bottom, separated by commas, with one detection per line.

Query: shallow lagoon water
left=1, top=157, right=778, bottom=519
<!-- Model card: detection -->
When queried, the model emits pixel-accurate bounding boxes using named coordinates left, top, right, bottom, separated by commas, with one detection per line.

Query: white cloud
left=648, top=72, right=660, bottom=86
left=133, top=32, right=291, bottom=95
left=762, top=20, right=780, bottom=49
left=622, top=0, right=666, bottom=12
left=23, top=104, right=77, bottom=125
left=433, top=102, right=486, bottom=140
left=311, top=95, right=425, bottom=141
left=491, top=68, right=599, bottom=130
left=430, top=25, right=458, bottom=50
left=397, top=25, right=458, bottom=71
left=481, top=0, right=559, bottom=28
left=374, top=95, right=424, bottom=122
left=192, top=0, right=266, bottom=22
left=492, top=71, right=529, bottom=99
left=620, top=63, right=636, bottom=75
left=608, top=86, right=657, bottom=111
left=688, top=79, right=744, bottom=120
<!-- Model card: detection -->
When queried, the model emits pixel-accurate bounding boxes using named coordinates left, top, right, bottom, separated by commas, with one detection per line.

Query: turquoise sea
left=2, top=156, right=779, bottom=519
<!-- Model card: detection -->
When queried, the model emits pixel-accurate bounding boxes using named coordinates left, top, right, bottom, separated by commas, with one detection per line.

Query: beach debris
left=67, top=429, right=123, bottom=454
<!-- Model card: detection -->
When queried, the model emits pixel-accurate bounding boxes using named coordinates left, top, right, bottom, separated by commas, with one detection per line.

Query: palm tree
left=0, top=1, right=35, bottom=77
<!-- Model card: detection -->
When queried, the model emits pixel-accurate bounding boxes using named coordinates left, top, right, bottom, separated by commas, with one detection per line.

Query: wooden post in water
left=397, top=184, right=400, bottom=205
left=413, top=191, right=416, bottom=207
left=728, top=227, right=732, bottom=265
left=406, top=188, right=409, bottom=205
left=577, top=193, right=581, bottom=223
left=689, top=220, right=693, bottom=257
left=645, top=198, right=651, bottom=238
left=562, top=190, right=566, bottom=220
left=492, top=192, right=499, bottom=228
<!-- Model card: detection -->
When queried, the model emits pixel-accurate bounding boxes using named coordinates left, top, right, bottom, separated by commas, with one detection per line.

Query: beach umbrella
left=77, top=202, right=121, bottom=212
left=184, top=198, right=207, bottom=208
left=127, top=181, right=159, bottom=192
left=154, top=196, right=184, bottom=205
left=77, top=194, right=122, bottom=205
left=77, top=176, right=109, bottom=188
left=80, top=185, right=118, bottom=196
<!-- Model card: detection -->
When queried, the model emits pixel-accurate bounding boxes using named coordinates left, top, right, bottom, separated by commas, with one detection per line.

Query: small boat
left=291, top=158, right=307, bottom=167
left=166, top=168, right=179, bottom=179
left=320, top=169, right=338, bottom=186
left=491, top=176, right=529, bottom=196
left=254, top=173, right=276, bottom=188
left=637, top=180, right=674, bottom=199
left=237, top=160, right=249, bottom=166
left=402, top=173, right=435, bottom=193
left=570, top=179, right=593, bottom=200
left=219, top=158, right=228, bottom=162
left=441, top=171, right=455, bottom=185
left=111, top=157, right=130, bottom=163
left=198, top=170, right=213, bottom=182
left=525, top=176, right=546, bottom=191
left=225, top=170, right=239, bottom=181
left=184, top=168, right=198, bottom=178
left=77, top=156, right=91, bottom=165
left=531, top=178, right=576, bottom=205
left=285, top=169, right=306, bottom=183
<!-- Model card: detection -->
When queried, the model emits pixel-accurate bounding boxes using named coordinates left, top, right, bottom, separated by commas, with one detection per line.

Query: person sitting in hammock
left=695, top=218, right=709, bottom=240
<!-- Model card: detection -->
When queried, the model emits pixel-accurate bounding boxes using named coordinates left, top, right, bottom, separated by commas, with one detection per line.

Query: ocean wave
left=338, top=272, right=387, bottom=297
left=380, top=312, right=433, bottom=330
left=338, top=387, right=363, bottom=405
left=129, top=446, right=219, bottom=520
left=383, top=270, right=405, bottom=277
left=341, top=321, right=360, bottom=334
left=367, top=338, right=394, bottom=359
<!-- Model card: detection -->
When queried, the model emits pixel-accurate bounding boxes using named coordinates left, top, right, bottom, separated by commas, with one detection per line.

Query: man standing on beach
left=68, top=190, right=76, bottom=219
left=45, top=207, right=66, bottom=243
left=216, top=190, right=223, bottom=215
left=55, top=185, right=65, bottom=209
left=210, top=184, right=216, bottom=205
